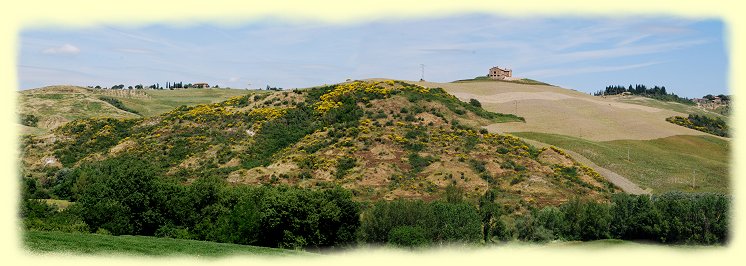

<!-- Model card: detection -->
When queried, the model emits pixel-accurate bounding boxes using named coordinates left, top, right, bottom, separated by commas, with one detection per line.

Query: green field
left=24, top=231, right=310, bottom=257
left=112, top=88, right=259, bottom=117
left=512, top=132, right=730, bottom=194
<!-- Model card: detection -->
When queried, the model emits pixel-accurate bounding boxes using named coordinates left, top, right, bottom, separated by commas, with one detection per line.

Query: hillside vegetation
left=666, top=114, right=729, bottom=137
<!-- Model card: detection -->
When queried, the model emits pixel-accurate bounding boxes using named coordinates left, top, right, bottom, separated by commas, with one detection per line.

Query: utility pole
left=420, top=64, right=425, bottom=81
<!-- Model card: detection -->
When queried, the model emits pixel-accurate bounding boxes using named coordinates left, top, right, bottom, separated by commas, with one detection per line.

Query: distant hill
left=453, top=76, right=552, bottom=86
left=17, top=86, right=255, bottom=135
left=21, top=80, right=617, bottom=209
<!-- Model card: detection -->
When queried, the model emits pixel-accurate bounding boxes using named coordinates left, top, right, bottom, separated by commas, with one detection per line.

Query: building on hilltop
left=488, top=66, right=512, bottom=80
left=193, top=82, right=210, bottom=88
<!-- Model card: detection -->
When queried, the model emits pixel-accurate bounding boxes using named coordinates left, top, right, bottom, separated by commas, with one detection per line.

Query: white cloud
left=228, top=77, right=240, bottom=82
left=42, top=44, right=80, bottom=55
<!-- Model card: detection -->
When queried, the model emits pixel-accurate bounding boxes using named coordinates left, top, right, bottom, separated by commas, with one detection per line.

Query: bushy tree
left=388, top=226, right=429, bottom=247
left=469, top=98, right=482, bottom=108
left=610, top=193, right=660, bottom=240
left=75, top=155, right=164, bottom=235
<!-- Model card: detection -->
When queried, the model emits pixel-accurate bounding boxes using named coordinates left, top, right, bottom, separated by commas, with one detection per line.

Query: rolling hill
left=419, top=79, right=729, bottom=194
left=20, top=80, right=618, bottom=209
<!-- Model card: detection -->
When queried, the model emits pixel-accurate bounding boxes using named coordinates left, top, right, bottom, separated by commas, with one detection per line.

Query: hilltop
left=21, top=80, right=617, bottom=209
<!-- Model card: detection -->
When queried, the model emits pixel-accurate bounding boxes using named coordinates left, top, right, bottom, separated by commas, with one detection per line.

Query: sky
left=18, top=14, right=728, bottom=98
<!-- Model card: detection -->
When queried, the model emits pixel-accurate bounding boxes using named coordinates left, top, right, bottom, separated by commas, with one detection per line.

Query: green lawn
left=24, top=230, right=311, bottom=257
left=512, top=132, right=730, bottom=194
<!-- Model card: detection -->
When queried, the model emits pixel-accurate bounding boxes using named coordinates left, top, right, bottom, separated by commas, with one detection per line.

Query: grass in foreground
left=24, top=231, right=310, bottom=257
left=511, top=132, right=729, bottom=194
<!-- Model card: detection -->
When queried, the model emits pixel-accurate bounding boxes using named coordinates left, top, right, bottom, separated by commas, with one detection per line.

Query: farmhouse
left=488, top=66, right=512, bottom=80
left=194, top=82, right=210, bottom=88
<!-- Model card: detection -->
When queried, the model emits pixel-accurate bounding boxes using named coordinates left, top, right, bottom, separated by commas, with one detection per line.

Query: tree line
left=593, top=84, right=694, bottom=105
left=21, top=155, right=729, bottom=248
left=88, top=81, right=222, bottom=90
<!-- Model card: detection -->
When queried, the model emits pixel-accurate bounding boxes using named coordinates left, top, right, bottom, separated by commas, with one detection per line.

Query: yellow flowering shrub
left=314, top=80, right=432, bottom=114
left=249, top=107, right=288, bottom=120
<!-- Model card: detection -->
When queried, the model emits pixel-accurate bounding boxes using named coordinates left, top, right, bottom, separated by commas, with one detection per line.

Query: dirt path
left=519, top=138, right=650, bottom=195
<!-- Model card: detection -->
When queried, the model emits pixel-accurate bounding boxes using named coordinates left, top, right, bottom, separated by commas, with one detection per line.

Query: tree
left=75, top=155, right=164, bottom=235
left=479, top=189, right=508, bottom=242
left=717, top=94, right=729, bottom=102
left=469, top=98, right=482, bottom=108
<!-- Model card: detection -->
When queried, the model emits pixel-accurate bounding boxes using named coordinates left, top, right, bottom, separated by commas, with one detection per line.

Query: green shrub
left=469, top=99, right=482, bottom=108
left=98, top=96, right=140, bottom=115
left=335, top=157, right=356, bottom=179
left=388, top=226, right=429, bottom=247
left=408, top=153, right=435, bottom=175
left=20, top=114, right=39, bottom=127
left=358, top=200, right=481, bottom=246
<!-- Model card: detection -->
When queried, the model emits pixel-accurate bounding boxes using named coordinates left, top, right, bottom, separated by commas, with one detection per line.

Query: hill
left=17, top=86, right=255, bottom=135
left=422, top=80, right=730, bottom=194
left=420, top=80, right=711, bottom=141
left=21, top=80, right=617, bottom=208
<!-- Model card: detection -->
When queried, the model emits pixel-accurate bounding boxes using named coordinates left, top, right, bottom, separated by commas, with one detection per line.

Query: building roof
left=490, top=66, right=511, bottom=71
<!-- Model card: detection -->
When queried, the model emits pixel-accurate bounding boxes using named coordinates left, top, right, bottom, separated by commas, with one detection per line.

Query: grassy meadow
left=24, top=231, right=309, bottom=257
left=111, top=88, right=259, bottom=117
left=511, top=132, right=730, bottom=194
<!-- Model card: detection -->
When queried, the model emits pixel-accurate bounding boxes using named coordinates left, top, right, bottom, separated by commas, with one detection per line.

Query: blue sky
left=18, top=14, right=728, bottom=98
